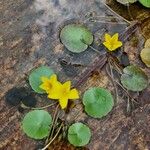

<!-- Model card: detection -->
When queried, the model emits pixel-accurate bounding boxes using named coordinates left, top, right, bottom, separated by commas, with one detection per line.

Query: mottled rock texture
left=0, top=0, right=150, bottom=149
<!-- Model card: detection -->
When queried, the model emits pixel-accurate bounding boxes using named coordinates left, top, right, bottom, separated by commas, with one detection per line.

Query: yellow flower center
left=48, top=82, right=52, bottom=89
left=109, top=39, right=113, bottom=45
left=61, top=88, right=69, bottom=97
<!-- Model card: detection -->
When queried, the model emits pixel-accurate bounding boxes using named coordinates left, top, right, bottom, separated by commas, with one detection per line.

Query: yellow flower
left=103, top=33, right=123, bottom=51
left=39, top=74, right=61, bottom=94
left=48, top=81, right=79, bottom=109
left=40, top=74, right=79, bottom=109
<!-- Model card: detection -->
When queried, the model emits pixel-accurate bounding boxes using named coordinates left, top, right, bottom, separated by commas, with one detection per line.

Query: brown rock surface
left=0, top=0, right=150, bottom=149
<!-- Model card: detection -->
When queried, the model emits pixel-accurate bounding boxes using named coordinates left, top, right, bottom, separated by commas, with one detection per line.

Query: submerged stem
left=127, top=4, right=134, bottom=21
left=89, top=45, right=107, bottom=56
left=49, top=104, right=60, bottom=140
left=106, top=62, right=119, bottom=103
left=114, top=80, right=138, bottom=104
left=102, top=2, right=131, bottom=24
left=41, top=123, right=63, bottom=150
left=21, top=102, right=57, bottom=110
left=89, top=19, right=128, bottom=25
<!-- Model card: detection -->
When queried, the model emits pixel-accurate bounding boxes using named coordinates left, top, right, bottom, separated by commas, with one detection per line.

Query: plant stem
left=114, top=80, right=138, bottom=104
left=21, top=102, right=57, bottom=110
left=108, top=56, right=123, bottom=75
left=49, top=104, right=60, bottom=140
left=89, top=45, right=106, bottom=56
left=106, top=62, right=119, bottom=103
left=45, top=104, right=60, bottom=145
left=102, top=2, right=131, bottom=24
left=127, top=4, right=134, bottom=21
left=41, top=123, right=63, bottom=150
left=127, top=96, right=131, bottom=113
left=89, top=19, right=128, bottom=25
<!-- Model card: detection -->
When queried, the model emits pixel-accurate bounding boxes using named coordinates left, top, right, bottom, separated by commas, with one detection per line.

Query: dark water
left=107, top=0, right=150, bottom=39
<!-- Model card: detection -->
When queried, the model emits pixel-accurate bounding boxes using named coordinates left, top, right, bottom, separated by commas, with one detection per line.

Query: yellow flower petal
left=47, top=84, right=62, bottom=99
left=39, top=74, right=61, bottom=94
left=62, top=81, right=71, bottom=91
left=110, top=41, right=122, bottom=51
left=69, top=89, right=79, bottom=99
left=109, top=47, right=116, bottom=51
left=39, top=84, right=48, bottom=91
left=48, top=92, right=58, bottom=99
left=112, top=33, right=119, bottom=42
left=103, top=42, right=111, bottom=50
left=103, top=33, right=122, bottom=51
left=41, top=76, right=49, bottom=83
left=59, top=98, right=68, bottom=109
left=50, top=74, right=57, bottom=82
left=41, top=78, right=80, bottom=109
left=105, top=33, right=111, bottom=41
left=115, top=41, right=123, bottom=48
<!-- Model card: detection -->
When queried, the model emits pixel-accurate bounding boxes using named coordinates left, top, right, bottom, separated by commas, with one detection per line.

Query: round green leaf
left=139, top=0, right=150, bottom=8
left=140, top=48, right=150, bottom=67
left=68, top=122, right=91, bottom=147
left=22, top=110, right=52, bottom=139
left=29, top=66, right=54, bottom=93
left=121, top=65, right=148, bottom=91
left=144, top=38, right=150, bottom=48
left=83, top=87, right=114, bottom=118
left=60, top=24, right=93, bottom=53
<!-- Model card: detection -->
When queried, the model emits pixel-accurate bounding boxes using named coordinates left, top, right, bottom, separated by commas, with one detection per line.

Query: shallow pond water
left=0, top=0, right=149, bottom=150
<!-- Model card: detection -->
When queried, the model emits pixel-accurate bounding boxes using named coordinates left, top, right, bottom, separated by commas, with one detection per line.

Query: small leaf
left=140, top=48, right=150, bottom=67
left=83, top=87, right=114, bottom=118
left=22, top=110, right=52, bottom=139
left=60, top=24, right=93, bottom=53
left=120, top=52, right=130, bottom=67
left=68, top=122, right=91, bottom=147
left=29, top=66, right=54, bottom=93
left=144, top=38, right=150, bottom=48
left=139, top=0, right=150, bottom=8
left=121, top=65, right=148, bottom=91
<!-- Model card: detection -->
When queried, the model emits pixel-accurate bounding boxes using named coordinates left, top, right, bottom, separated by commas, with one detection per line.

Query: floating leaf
left=120, top=52, right=130, bottom=67
left=140, top=48, right=150, bottom=67
left=83, top=87, right=114, bottom=118
left=121, top=65, right=148, bottom=91
left=29, top=66, right=54, bottom=93
left=139, top=0, right=150, bottom=8
left=68, top=122, right=91, bottom=147
left=116, top=0, right=137, bottom=5
left=144, top=38, right=150, bottom=48
left=60, top=24, right=93, bottom=53
left=22, top=110, right=52, bottom=139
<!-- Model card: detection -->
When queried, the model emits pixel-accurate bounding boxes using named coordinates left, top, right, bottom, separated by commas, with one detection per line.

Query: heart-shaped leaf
left=83, top=87, right=114, bottom=118
left=140, top=48, right=150, bottom=67
left=139, top=0, right=150, bottom=8
left=68, top=122, right=91, bottom=147
left=22, top=110, right=52, bottom=139
left=121, top=65, right=148, bottom=91
left=29, top=66, right=54, bottom=93
left=60, top=24, right=93, bottom=53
